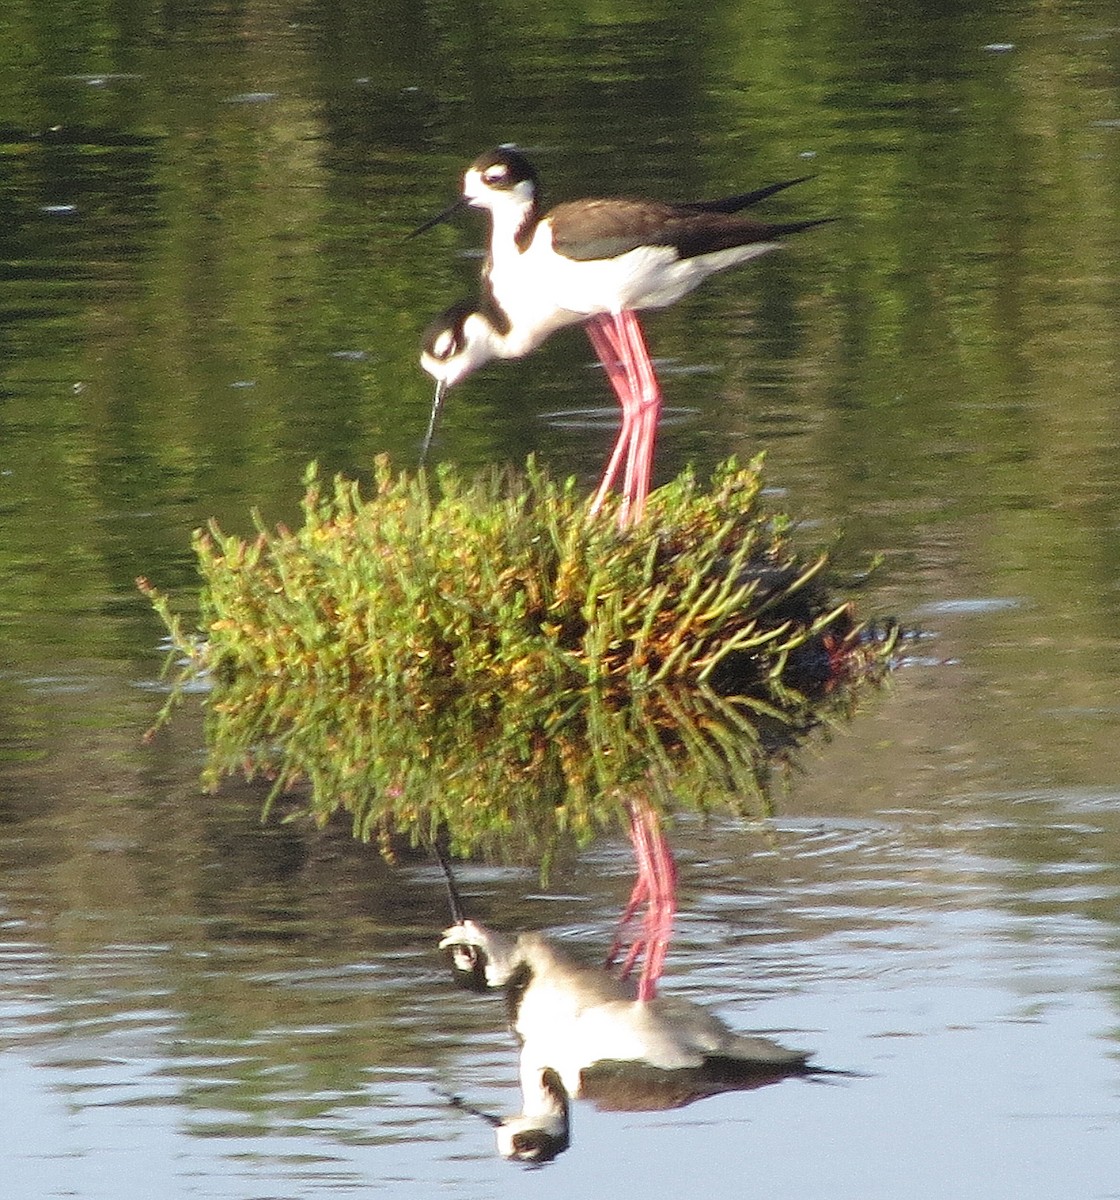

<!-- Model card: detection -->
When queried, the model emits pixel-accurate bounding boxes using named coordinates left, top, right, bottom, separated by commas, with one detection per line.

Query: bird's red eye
left=483, top=165, right=508, bottom=185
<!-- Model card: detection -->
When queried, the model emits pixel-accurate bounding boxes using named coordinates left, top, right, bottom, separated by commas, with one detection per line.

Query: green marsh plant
left=140, top=456, right=893, bottom=864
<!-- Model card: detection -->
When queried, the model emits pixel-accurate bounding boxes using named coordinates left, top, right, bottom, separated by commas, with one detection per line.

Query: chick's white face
left=419, top=313, right=498, bottom=387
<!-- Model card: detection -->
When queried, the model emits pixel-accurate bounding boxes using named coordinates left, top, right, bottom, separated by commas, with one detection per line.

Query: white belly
left=492, top=294, right=585, bottom=358
left=489, top=227, right=782, bottom=319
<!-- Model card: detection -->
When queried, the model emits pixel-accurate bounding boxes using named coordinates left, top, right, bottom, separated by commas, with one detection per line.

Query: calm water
left=2, top=0, right=1119, bottom=1196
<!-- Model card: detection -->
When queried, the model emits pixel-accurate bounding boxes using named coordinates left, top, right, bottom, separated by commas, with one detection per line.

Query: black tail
left=674, top=214, right=837, bottom=259
left=769, top=216, right=838, bottom=238
left=688, top=176, right=813, bottom=215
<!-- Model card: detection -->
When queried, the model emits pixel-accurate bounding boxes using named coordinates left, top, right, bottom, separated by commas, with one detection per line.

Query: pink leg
left=605, top=797, right=677, bottom=1001
left=584, top=313, right=630, bottom=401
left=584, top=316, right=636, bottom=515
left=612, top=311, right=663, bottom=526
left=638, top=803, right=677, bottom=999
left=583, top=312, right=664, bottom=528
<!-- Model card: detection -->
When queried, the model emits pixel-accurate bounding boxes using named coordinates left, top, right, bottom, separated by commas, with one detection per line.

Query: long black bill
left=407, top=196, right=469, bottom=239
left=433, top=841, right=466, bottom=925
left=433, top=1087, right=503, bottom=1128
left=432, top=841, right=488, bottom=991
left=419, top=379, right=448, bottom=467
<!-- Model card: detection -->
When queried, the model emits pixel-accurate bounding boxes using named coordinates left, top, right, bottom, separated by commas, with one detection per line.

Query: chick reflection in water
left=440, top=920, right=812, bottom=1162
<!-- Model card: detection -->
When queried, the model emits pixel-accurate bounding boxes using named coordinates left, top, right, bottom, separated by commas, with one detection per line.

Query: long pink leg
left=583, top=311, right=664, bottom=527
left=612, top=311, right=663, bottom=526
left=605, top=798, right=677, bottom=1001
left=584, top=313, right=630, bottom=400
left=606, top=801, right=656, bottom=978
left=584, top=315, right=637, bottom=515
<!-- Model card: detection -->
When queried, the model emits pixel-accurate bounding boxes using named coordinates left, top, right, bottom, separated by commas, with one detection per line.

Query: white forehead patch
left=432, top=329, right=458, bottom=359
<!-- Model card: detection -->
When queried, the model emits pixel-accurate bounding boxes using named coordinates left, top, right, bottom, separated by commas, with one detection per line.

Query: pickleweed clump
left=140, top=455, right=894, bottom=863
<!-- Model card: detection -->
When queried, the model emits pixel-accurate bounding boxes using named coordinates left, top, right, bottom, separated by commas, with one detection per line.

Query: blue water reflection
left=3, top=801, right=1117, bottom=1197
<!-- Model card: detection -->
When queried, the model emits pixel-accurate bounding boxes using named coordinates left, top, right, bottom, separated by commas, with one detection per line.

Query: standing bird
left=414, top=146, right=831, bottom=527
left=415, top=149, right=831, bottom=1000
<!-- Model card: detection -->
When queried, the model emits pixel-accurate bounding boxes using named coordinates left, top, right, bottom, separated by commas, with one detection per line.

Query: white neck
left=463, top=169, right=537, bottom=257
left=486, top=190, right=534, bottom=262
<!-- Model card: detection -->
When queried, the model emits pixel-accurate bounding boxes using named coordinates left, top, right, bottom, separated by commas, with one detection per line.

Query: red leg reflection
left=606, top=797, right=677, bottom=1001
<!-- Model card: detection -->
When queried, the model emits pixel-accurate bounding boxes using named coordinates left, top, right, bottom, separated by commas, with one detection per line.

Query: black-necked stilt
left=439, top=919, right=810, bottom=1157
left=419, top=151, right=831, bottom=1000
left=418, top=292, right=583, bottom=466
left=415, top=147, right=831, bottom=526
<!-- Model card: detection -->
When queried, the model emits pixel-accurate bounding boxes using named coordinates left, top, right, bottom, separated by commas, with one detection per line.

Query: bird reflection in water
left=438, top=920, right=817, bottom=1163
